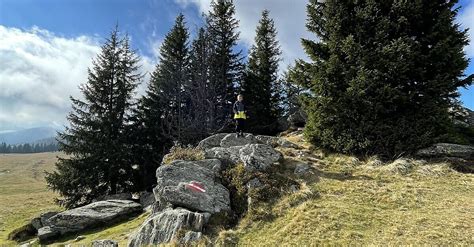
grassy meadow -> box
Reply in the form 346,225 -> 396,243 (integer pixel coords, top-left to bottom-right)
0,134 -> 473,246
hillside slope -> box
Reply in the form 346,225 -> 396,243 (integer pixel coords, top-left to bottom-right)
1,132 -> 473,246
216,132 -> 474,245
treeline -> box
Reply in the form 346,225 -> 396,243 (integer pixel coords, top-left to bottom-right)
0,142 -> 58,153
45,0 -> 472,209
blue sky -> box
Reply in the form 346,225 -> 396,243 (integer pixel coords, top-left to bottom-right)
0,0 -> 473,131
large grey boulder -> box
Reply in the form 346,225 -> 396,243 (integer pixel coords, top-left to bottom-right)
197,133 -> 229,149
128,207 -> 209,247
416,143 -> 474,160
204,146 -> 242,165
220,133 -> 258,148
239,144 -> 283,171
92,193 -> 132,202
153,160 -> 230,214
38,200 -> 142,241
205,143 -> 283,172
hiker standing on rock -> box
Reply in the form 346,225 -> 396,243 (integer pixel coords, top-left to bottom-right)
233,94 -> 247,137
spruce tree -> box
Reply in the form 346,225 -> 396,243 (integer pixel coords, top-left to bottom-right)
45,27 -> 141,208
187,27 -> 213,140
242,10 -> 282,134
144,14 -> 191,145
298,0 -> 472,156
207,0 -> 242,131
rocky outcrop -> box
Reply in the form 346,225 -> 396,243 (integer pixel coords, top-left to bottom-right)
38,200 -> 142,241
153,160 -> 230,214
128,207 -> 209,247
416,143 -> 474,160
129,133 -> 288,246
198,133 -> 298,150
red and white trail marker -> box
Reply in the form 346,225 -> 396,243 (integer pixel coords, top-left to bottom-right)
185,181 -> 206,193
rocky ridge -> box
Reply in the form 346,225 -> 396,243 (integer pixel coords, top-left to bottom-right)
128,133 -> 297,246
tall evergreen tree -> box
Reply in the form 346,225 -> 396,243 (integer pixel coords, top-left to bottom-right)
144,14 -> 192,145
45,27 -> 142,208
207,0 -> 243,131
241,10 -> 282,134
298,0 -> 472,156
187,27 -> 213,140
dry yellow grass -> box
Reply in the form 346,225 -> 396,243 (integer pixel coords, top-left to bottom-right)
216,134 -> 474,246
2,134 -> 474,246
0,152 -> 63,246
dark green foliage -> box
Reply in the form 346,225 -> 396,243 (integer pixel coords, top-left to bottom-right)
187,28 -> 214,141
45,27 -> 142,208
207,0 -> 243,131
241,10 -> 283,135
148,14 -> 192,145
130,14 -> 193,191
298,0 -> 473,157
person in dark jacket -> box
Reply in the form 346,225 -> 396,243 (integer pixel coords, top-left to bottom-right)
233,94 -> 247,137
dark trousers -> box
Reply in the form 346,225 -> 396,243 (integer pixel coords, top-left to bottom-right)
235,118 -> 245,134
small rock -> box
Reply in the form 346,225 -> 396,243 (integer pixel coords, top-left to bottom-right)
289,185 -> 299,193
92,239 -> 119,247
74,235 -> 86,241
246,178 -> 263,190
139,191 -> 155,211
294,163 -> 311,176
180,231 -> 203,245
37,226 -> 58,241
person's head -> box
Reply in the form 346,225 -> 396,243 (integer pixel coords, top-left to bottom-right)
237,94 -> 243,101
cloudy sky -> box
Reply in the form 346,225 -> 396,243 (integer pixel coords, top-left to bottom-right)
0,0 -> 473,131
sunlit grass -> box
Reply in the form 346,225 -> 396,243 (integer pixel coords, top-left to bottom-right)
216,134 -> 474,246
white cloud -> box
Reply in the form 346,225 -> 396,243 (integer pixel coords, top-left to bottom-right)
0,25 -> 154,131
458,1 -> 474,59
176,0 -> 313,68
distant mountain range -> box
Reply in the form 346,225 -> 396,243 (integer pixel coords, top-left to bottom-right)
0,127 -> 59,145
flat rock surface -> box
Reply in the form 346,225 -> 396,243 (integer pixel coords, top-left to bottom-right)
38,200 -> 142,241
